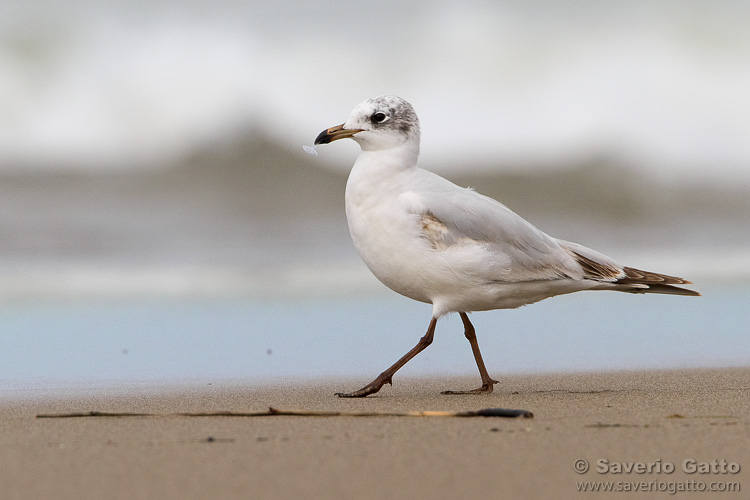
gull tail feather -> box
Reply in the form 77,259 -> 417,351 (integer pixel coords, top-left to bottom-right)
614,267 -> 700,296
560,243 -> 700,297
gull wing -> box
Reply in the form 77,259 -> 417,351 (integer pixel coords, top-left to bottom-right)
405,170 -> 698,295
412,173 -> 587,282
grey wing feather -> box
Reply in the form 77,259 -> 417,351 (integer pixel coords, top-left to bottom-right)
413,172 -> 699,295
417,177 -> 585,281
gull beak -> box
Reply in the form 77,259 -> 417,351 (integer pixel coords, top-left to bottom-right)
314,123 -> 363,145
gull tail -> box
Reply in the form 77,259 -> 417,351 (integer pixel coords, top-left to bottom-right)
613,267 -> 701,296
559,241 -> 701,297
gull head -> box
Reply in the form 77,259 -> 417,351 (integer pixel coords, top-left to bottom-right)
314,95 -> 420,152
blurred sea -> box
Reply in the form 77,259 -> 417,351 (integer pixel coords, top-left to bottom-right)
0,0 -> 748,390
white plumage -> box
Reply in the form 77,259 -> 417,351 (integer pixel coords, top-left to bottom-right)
315,95 -> 698,398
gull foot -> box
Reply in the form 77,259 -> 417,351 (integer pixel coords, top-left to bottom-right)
335,374 -> 392,398
335,387 -> 378,398
441,380 -> 499,395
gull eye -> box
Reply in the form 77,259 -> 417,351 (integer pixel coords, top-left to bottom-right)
372,112 -> 388,123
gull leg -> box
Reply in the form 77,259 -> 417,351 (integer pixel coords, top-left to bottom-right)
442,312 -> 499,395
336,318 -> 438,398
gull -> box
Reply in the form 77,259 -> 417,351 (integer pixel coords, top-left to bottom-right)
314,95 -> 699,398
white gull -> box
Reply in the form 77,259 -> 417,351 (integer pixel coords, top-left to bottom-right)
314,95 -> 699,398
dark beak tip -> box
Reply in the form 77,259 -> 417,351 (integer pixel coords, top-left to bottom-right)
314,130 -> 331,145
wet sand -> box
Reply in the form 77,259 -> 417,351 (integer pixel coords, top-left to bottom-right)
1,368 -> 748,499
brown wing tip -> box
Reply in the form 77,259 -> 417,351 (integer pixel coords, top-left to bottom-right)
619,267 -> 694,286
616,267 -> 700,296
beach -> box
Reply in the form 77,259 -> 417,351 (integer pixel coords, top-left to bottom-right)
2,368 -> 747,500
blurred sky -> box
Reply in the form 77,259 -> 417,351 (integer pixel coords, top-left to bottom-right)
1,0 -> 749,181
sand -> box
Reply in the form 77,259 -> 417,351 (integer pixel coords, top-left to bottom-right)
1,368 -> 748,500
